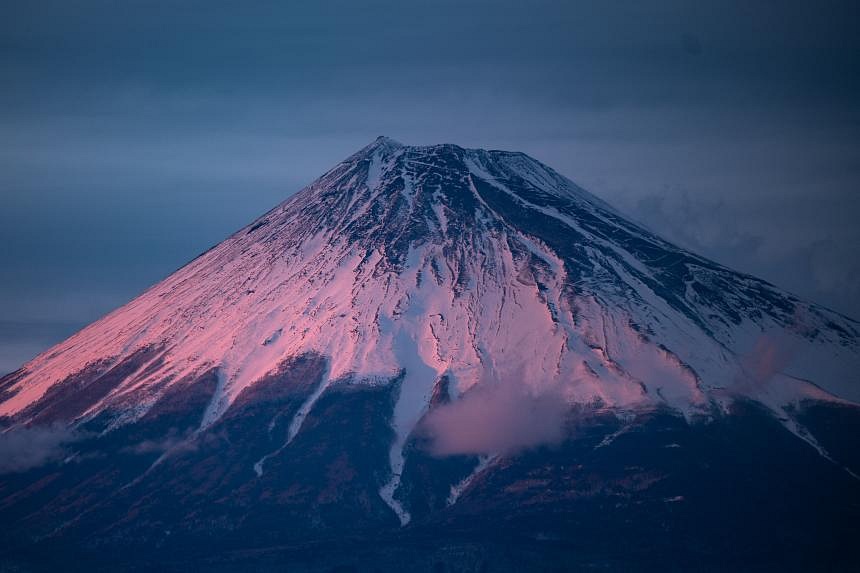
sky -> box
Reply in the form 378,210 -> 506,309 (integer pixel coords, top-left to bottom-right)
1,0 -> 858,374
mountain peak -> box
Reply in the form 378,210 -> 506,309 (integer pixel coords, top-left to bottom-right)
374,135 -> 401,144
360,135 -> 405,155
2,138 -> 857,568
2,137 -> 858,452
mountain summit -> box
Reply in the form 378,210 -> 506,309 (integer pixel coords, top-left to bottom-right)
1,139 -> 858,571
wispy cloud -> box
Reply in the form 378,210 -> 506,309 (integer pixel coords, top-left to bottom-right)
420,377 -> 569,457
0,425 -> 84,474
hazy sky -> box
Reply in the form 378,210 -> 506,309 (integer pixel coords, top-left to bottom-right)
1,0 -> 858,374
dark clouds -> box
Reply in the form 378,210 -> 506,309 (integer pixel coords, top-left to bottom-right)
1,1 -> 859,372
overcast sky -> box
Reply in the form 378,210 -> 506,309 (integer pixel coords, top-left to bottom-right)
1,0 -> 858,374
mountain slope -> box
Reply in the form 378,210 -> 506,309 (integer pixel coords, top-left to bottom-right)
1,137 -> 858,571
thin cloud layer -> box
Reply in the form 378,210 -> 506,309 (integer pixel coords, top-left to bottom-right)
0,425 -> 83,474
421,378 -> 570,457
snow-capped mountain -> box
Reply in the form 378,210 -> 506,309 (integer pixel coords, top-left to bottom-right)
1,137 -> 858,571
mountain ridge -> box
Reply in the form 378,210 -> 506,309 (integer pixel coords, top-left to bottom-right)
3,137 -> 855,415
1,137 -> 859,571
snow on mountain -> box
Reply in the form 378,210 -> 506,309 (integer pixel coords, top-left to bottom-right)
1,137 -> 858,516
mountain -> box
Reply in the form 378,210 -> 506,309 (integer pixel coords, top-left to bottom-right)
1,137 -> 858,572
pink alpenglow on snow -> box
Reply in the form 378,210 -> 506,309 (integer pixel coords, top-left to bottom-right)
0,138 -> 858,508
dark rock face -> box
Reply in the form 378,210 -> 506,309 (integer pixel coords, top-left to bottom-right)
0,354 -> 400,561
1,381 -> 859,571
397,375 -> 480,520
21,345 -> 165,426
